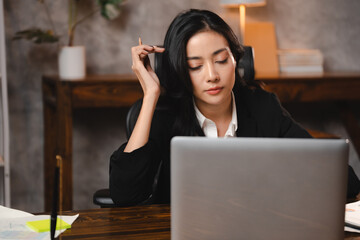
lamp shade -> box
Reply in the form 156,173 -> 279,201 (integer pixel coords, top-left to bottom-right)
221,0 -> 266,7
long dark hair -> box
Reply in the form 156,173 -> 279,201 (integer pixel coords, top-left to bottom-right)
155,9 -> 246,136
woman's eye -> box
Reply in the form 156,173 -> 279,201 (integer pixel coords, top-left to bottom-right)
189,65 -> 202,71
216,58 -> 228,64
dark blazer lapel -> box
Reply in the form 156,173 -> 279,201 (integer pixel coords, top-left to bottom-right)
236,109 -> 258,137
234,88 -> 258,137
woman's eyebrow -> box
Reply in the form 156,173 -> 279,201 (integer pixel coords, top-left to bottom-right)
212,48 -> 227,56
186,48 -> 228,60
187,56 -> 201,60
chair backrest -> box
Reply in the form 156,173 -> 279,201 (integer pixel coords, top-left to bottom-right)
125,46 -> 255,138
238,46 -> 255,83
125,97 -> 170,139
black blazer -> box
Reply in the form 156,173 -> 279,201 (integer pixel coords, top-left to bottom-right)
110,86 -> 359,206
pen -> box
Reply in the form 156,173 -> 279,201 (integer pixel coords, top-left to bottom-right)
50,155 -> 62,240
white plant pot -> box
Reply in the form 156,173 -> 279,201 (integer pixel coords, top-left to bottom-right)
58,46 -> 86,80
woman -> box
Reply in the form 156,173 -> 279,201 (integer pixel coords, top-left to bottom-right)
110,9 -> 359,206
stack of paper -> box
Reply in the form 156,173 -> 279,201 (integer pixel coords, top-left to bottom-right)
277,49 -> 324,75
0,205 -> 78,239
345,200 -> 360,233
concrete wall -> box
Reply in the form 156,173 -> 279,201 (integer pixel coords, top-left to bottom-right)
3,0 -> 360,212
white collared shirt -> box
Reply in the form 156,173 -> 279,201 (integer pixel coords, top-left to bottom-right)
194,92 -> 238,138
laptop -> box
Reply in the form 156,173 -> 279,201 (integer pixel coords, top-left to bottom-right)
171,137 -> 349,240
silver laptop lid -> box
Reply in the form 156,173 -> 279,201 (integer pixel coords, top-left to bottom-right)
171,137 -> 348,240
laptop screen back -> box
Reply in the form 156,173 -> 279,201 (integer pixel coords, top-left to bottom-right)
171,137 -> 348,240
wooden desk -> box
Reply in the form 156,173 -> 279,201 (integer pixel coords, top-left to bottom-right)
61,205 -> 170,239
58,204 -> 359,239
42,73 -> 360,211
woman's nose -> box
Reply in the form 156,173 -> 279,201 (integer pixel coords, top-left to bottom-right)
206,62 -> 219,82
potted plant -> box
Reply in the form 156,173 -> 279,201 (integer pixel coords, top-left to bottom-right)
13,0 -> 124,80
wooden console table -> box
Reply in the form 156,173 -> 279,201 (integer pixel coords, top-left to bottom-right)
42,73 -> 360,211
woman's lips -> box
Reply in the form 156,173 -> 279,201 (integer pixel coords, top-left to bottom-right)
206,87 -> 223,95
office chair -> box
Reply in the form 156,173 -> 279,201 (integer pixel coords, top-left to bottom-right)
92,98 -> 169,207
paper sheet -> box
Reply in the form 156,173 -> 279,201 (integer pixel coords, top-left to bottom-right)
0,214 -> 79,239
345,200 -> 360,233
0,205 -> 78,239
345,226 -> 360,233
0,205 -> 34,219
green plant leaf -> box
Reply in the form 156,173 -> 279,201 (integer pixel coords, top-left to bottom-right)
13,28 -> 59,44
97,0 -> 123,20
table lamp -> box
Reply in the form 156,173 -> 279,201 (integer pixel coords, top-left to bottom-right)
221,0 -> 266,43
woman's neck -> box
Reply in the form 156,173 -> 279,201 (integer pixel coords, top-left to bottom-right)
195,95 -> 233,136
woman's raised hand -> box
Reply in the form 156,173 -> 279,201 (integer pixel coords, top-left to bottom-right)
131,38 -> 165,99
125,39 -> 165,152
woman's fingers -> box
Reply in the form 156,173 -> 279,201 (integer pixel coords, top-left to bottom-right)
139,50 -> 151,59
139,37 -> 165,52
135,45 -> 165,54
132,45 -> 165,68
140,46 -> 165,56
153,46 -> 165,52
132,46 -> 157,60
131,40 -> 166,84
